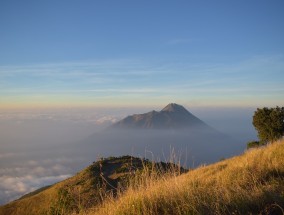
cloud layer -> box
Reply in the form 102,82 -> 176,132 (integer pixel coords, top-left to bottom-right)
0,156 -> 76,204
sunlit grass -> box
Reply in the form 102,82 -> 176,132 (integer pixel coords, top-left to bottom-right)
86,139 -> 284,215
1,140 -> 284,215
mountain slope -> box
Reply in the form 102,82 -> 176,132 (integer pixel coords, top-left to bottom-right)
89,139 -> 284,215
0,156 -> 185,215
111,103 -> 211,130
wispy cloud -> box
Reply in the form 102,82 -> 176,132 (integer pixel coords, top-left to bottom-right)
0,88 -> 160,94
0,55 -> 283,108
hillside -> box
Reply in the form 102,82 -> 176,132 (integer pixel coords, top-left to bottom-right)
2,141 -> 283,215
86,140 -> 284,215
0,156 -> 185,215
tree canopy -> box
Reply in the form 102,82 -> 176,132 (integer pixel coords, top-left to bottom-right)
252,106 -> 284,144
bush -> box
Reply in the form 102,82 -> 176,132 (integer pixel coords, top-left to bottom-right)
247,140 -> 261,149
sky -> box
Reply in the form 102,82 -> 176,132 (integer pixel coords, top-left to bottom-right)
0,0 -> 284,109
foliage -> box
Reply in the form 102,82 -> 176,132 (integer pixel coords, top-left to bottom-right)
246,140 -> 261,149
48,188 -> 75,215
253,106 -> 284,144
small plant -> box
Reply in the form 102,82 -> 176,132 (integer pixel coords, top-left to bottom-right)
247,140 -> 262,149
48,188 -> 75,215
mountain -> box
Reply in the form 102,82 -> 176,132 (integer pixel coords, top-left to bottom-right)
79,103 -> 244,167
0,156 -> 185,215
111,103 -> 211,130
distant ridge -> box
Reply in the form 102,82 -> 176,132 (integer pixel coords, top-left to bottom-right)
111,103 -> 211,130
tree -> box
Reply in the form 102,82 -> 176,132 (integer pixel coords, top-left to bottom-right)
252,106 -> 284,144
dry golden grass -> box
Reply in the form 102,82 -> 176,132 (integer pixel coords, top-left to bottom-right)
86,139 -> 284,215
1,140 -> 284,215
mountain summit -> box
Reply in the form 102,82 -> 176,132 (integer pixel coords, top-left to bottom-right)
111,103 -> 210,130
161,103 -> 188,113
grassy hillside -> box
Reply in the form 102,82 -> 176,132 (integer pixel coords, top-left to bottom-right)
1,140 -> 284,215
87,140 -> 284,215
0,156 -> 183,215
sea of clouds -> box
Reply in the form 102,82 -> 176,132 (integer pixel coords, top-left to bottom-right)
0,108 -> 124,204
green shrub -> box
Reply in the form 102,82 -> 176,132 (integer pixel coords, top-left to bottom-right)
247,140 -> 261,149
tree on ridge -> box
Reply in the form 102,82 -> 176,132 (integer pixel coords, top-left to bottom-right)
252,106 -> 284,144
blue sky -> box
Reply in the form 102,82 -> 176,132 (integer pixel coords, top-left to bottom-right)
0,0 -> 284,109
